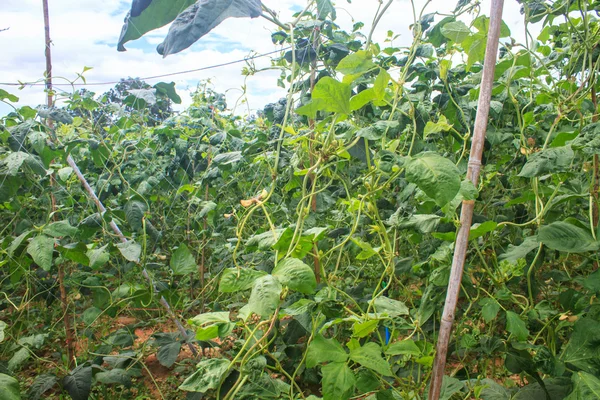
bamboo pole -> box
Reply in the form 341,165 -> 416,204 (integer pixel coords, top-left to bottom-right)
66,157 -> 198,357
428,0 -> 505,398
42,0 -> 76,367
39,0 -> 198,359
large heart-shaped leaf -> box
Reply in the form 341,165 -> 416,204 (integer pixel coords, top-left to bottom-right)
349,342 -> 393,376
404,152 -> 461,207
247,275 -> 282,317
272,258 -> 317,294
170,244 -> 197,275
306,334 -> 348,367
321,362 -> 355,400
63,366 -> 92,400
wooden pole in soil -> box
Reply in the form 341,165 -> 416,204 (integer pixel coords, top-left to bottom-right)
40,0 -> 198,359
42,0 -> 76,368
428,0 -> 505,398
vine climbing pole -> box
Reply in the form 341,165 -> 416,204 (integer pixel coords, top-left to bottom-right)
428,0 -> 505,398
41,0 -> 198,359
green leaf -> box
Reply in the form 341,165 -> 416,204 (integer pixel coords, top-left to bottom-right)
499,236 -> 539,263
189,312 -> 231,326
336,50 -> 375,79
8,347 -> 29,372
296,99 -> 327,119
213,151 -> 242,165
468,221 -> 498,240
157,342 -> 182,368
349,342 -> 393,376
480,298 -> 500,323
539,222 -> 599,253
518,146 -> 574,178
405,152 -> 461,207
86,245 -> 110,269
198,201 -> 217,218
437,376 -> 465,400
170,244 -> 197,275
350,88 -> 376,111
440,21 -> 471,43
0,321 -> 6,343
567,372 -> 600,399
562,318 -> 600,375
373,296 -> 409,317
82,307 -> 102,326
390,214 -> 441,233
27,235 -> 54,271
219,268 -> 267,292
316,0 -> 336,20
195,325 -> 220,341
477,378 -> 511,400
43,220 -> 78,238
462,33 -> 487,70
0,89 -> 19,103
306,334 -> 348,368
353,320 -> 379,338
63,366 -> 92,400
154,81 -> 182,104
321,362 -> 355,400
248,275 -> 282,317
28,373 -> 57,400
312,77 -> 351,115
272,258 -> 317,294
386,340 -> 421,356
2,152 -> 31,176
124,200 -> 146,231
0,373 -> 20,400
373,69 -> 391,100
8,231 -> 32,257
179,358 -> 230,392
117,241 -> 141,263
506,311 -> 529,341
424,115 -> 453,138
356,120 -> 399,141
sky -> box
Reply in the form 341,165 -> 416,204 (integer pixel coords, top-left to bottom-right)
0,0 -> 532,117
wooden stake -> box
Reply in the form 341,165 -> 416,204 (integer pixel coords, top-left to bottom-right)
428,0 -> 505,398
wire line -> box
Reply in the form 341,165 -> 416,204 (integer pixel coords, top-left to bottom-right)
0,47 -> 291,87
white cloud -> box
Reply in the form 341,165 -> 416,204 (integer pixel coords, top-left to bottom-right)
0,0 -> 536,117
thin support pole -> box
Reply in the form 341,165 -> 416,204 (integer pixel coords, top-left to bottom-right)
42,0 -> 75,367
67,158 -> 199,357
428,0 -> 505,398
